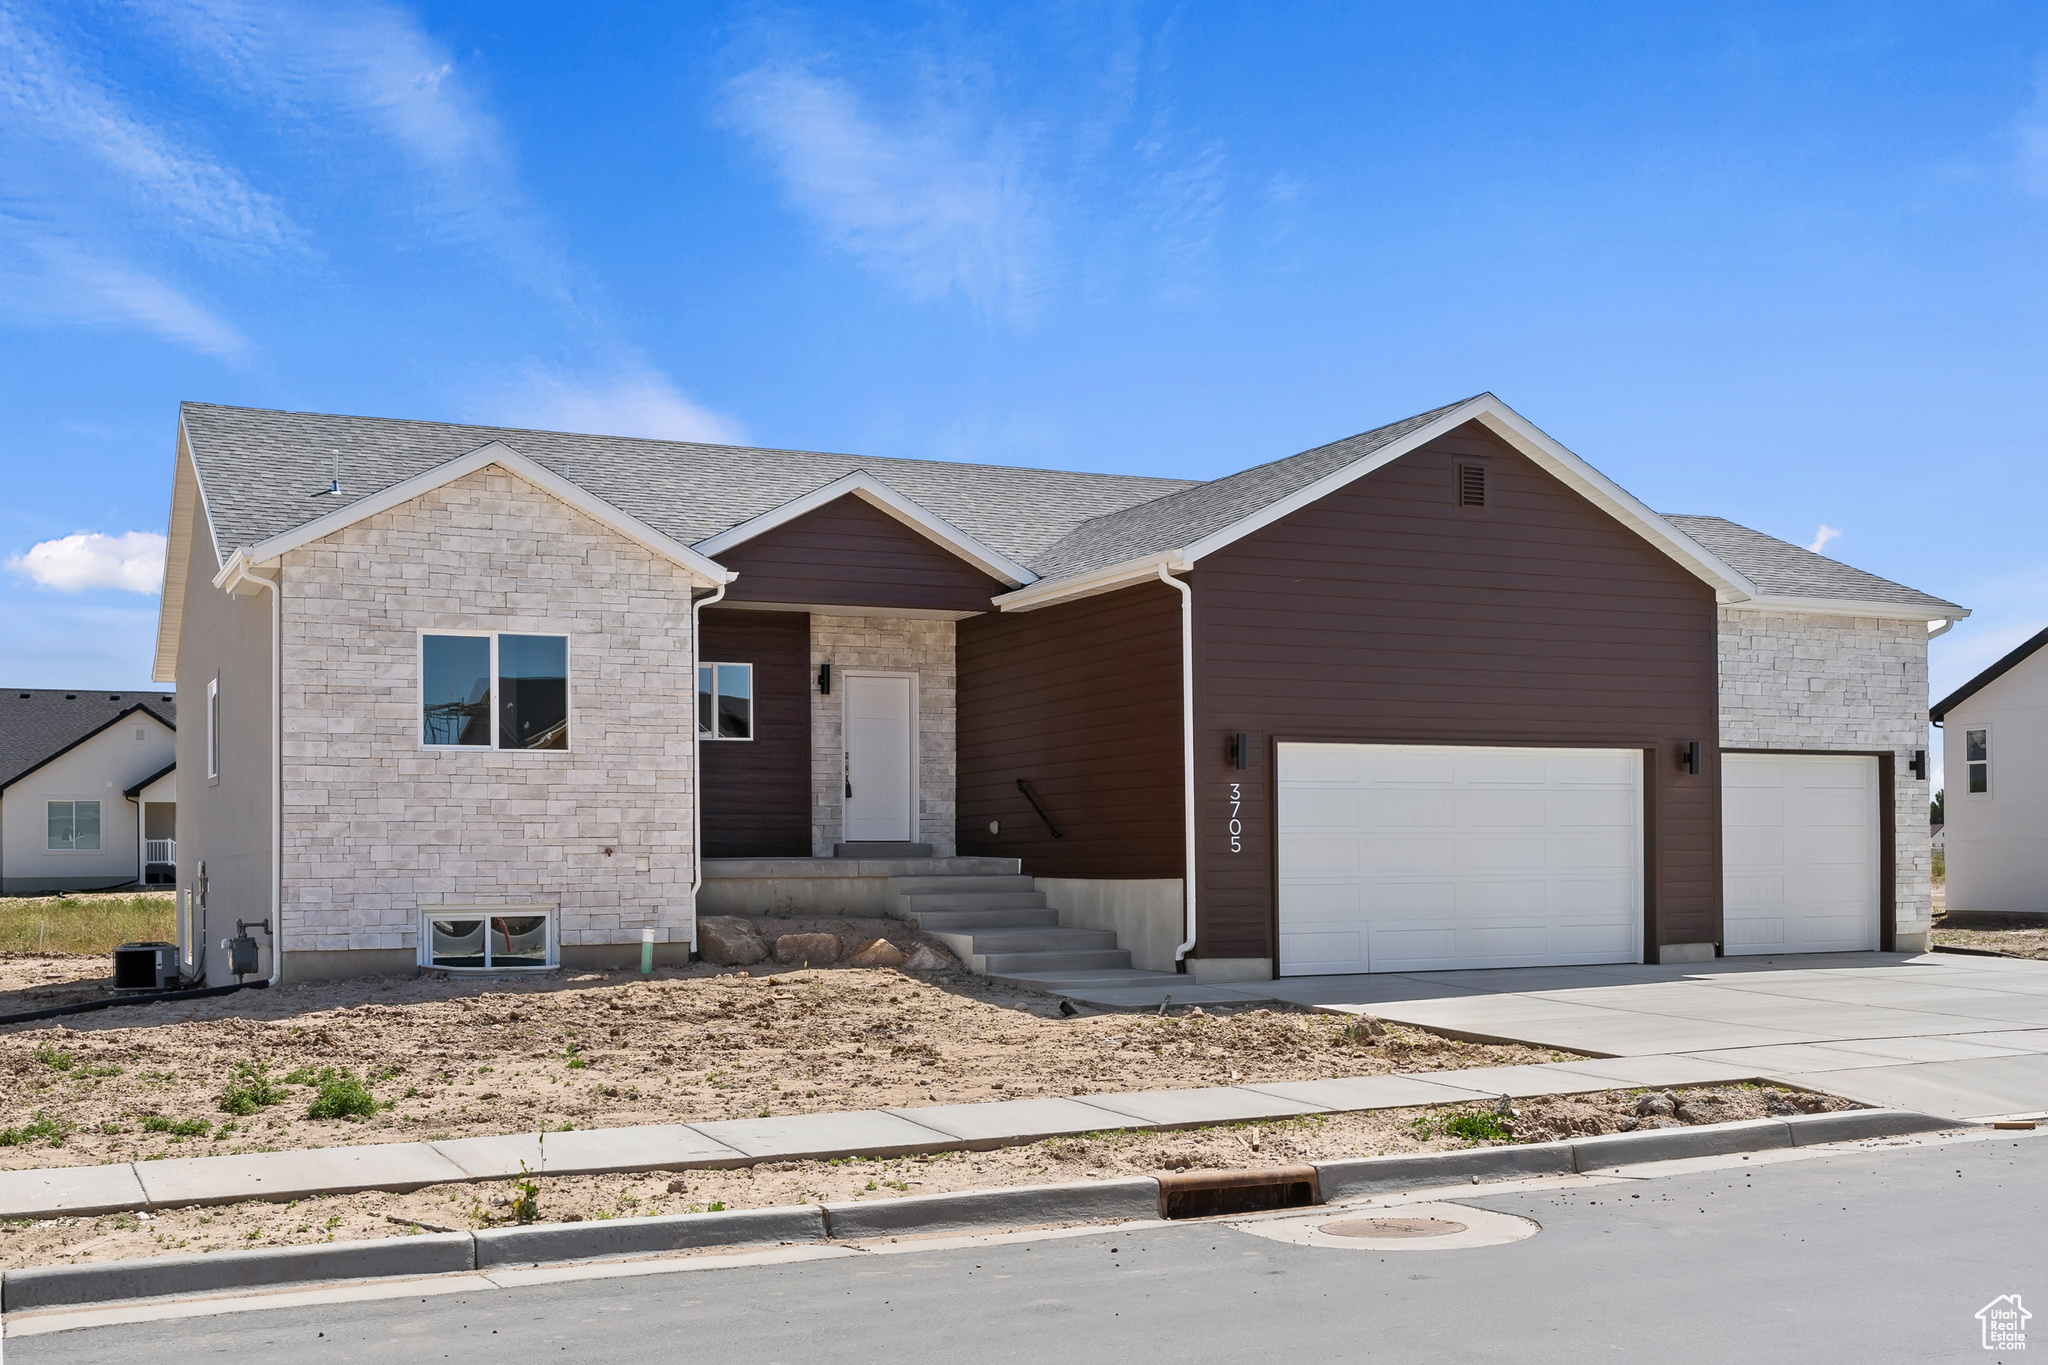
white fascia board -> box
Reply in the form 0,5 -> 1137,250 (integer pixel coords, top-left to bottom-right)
1725,595 -> 1974,623
152,422 -> 215,684
237,442 -> 736,586
690,470 -> 1038,588
1165,393 -> 1761,604
993,552 -> 1189,612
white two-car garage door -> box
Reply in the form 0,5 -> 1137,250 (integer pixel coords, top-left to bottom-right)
1722,753 -> 1880,955
1277,743 -> 1643,976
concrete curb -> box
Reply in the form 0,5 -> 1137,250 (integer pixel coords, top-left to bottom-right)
1570,1117 -> 1794,1170
474,1205 -> 825,1269
1314,1141 -> 1579,1199
822,1178 -> 1162,1239
1780,1108 -> 1959,1146
1,1232 -> 474,1312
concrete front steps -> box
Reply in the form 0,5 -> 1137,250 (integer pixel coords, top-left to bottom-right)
887,873 -> 1133,976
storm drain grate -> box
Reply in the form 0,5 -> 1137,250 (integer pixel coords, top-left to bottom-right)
1157,1165 -> 1321,1219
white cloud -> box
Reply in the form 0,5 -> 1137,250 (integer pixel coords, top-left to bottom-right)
0,239 -> 248,360
8,532 -> 168,593
721,61 -> 1052,320
1807,524 -> 1842,555
487,367 -> 745,445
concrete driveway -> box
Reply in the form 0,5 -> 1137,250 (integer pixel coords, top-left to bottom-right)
1255,952 -> 2048,1121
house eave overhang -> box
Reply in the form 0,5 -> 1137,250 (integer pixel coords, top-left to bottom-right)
1724,595 -> 1972,624
691,470 -> 1038,589
152,418 -> 212,684
993,552 -> 1189,613
235,442 -> 738,587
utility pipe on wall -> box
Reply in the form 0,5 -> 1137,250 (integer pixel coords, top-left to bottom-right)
688,582 -> 728,944
1157,563 -> 1197,966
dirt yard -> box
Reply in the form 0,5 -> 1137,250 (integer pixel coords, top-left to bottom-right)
1932,912 -> 2048,960
0,1082 -> 1865,1269
0,919 -> 1578,1172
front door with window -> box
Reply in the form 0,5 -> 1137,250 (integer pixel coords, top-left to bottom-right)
843,673 -> 915,842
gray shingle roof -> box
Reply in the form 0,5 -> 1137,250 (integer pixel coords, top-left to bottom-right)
180,405 -> 1197,573
1662,515 -> 1963,614
1029,398 -> 1477,579
0,691 -> 176,790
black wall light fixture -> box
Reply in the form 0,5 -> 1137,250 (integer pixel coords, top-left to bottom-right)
817,662 -> 831,695
1683,741 -> 1702,775
1226,732 -> 1250,770
1910,749 -> 1927,780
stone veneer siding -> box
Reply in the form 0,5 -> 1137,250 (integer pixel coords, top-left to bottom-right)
809,615 -> 956,856
278,466 -> 700,957
1716,608 -> 1932,939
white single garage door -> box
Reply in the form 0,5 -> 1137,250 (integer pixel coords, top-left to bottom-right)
1277,743 -> 1644,976
1722,753 -> 1880,955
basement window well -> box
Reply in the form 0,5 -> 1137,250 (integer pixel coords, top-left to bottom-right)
421,910 -> 556,971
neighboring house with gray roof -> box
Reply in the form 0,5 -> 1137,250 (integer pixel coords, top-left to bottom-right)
1930,625 -> 2048,915
151,392 -> 1964,987
1,691 -> 177,895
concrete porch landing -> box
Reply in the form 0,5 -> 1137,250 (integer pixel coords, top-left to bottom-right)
1022,953 -> 2048,1122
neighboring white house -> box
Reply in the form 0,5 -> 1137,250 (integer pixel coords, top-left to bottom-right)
1932,625 -> 2048,916
0,691 -> 178,895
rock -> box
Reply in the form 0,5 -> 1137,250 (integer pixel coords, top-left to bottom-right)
1646,1116 -> 1684,1130
772,932 -> 841,965
1674,1101 -> 1710,1124
697,917 -> 768,966
1636,1092 -> 1677,1118
902,943 -> 958,972
1614,1115 -> 1640,1131
847,938 -> 906,968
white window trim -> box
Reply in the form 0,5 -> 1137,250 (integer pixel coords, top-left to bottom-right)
1964,725 -> 1991,796
417,905 -> 559,972
45,799 -> 104,853
206,676 -> 219,781
698,661 -> 756,742
418,630 -> 574,752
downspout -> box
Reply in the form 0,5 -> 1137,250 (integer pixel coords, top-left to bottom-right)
242,567 -> 284,989
1157,564 -> 1197,967
1928,618 -> 1956,640
688,582 -> 728,945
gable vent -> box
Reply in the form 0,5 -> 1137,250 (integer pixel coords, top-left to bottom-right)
1457,463 -> 1488,508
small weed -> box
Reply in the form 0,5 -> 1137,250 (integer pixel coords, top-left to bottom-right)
301,1069 -> 378,1121
402,1086 -> 420,1099
323,1216 -> 341,1230
33,1042 -> 74,1072
706,1201 -> 726,1213
1441,1111 -> 1512,1143
218,1063 -> 290,1116
565,1043 -> 587,1070
99,1121 -> 124,1135
142,1116 -> 211,1138
0,1112 -> 72,1147
864,1179 -> 877,1191
509,1175 -> 540,1224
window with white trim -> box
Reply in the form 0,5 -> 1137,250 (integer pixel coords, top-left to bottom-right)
698,663 -> 753,740
206,677 -> 219,778
423,911 -> 555,970
1966,728 -> 1990,795
421,633 -> 570,750
47,800 -> 101,851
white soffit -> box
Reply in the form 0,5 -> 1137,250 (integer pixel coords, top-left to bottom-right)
1725,595 -> 1973,623
689,470 -> 1038,588
152,423 -> 212,684
237,442 -> 736,587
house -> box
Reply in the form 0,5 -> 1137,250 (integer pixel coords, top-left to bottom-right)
152,393 -> 1963,985
1931,625 -> 2048,915
1,690 -> 177,894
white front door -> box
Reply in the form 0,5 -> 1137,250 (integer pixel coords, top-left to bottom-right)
1723,753 -> 1880,955
843,673 -> 915,843
1277,743 -> 1644,976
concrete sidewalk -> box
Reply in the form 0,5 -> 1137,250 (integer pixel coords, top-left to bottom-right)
0,1052 -> 1761,1222
1099,951 -> 2048,1123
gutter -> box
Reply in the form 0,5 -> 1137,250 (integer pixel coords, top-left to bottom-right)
1155,564 -> 1197,966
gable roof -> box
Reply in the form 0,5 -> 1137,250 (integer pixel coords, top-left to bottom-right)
1662,516 -> 1964,619
0,692 -> 176,791
124,760 -> 178,799
1931,624 -> 2048,722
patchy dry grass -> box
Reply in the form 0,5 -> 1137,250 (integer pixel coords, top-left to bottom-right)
0,893 -> 173,956
1933,911 -> 2048,960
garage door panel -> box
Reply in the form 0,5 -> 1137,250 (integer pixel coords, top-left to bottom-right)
1277,930 -> 1366,974
1278,836 -> 1360,875
1723,753 -> 1878,956
1278,743 -> 1643,976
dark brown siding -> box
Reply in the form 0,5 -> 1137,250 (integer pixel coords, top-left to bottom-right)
1194,420 -> 1722,962
956,582 -> 1184,877
699,609 -> 810,858
716,495 -> 1008,613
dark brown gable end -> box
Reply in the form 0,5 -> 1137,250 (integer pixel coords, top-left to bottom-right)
1192,419 -> 1722,963
714,494 -> 1008,613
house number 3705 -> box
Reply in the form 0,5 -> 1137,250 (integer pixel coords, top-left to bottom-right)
1227,782 -> 1243,853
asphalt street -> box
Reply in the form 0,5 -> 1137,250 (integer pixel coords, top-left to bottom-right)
16,1134 -> 2043,1363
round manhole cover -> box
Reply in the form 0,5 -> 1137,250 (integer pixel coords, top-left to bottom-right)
1319,1217 -> 1468,1239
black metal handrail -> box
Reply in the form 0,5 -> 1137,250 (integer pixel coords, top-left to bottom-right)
1016,778 -> 1063,839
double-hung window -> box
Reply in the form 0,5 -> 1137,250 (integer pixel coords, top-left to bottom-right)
1966,728 -> 1990,795
421,633 -> 570,750
423,910 -> 554,970
698,663 -> 753,740
206,677 -> 219,779
48,800 -> 101,851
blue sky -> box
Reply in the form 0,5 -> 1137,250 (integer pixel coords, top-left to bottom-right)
3,2 -> 2045,783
